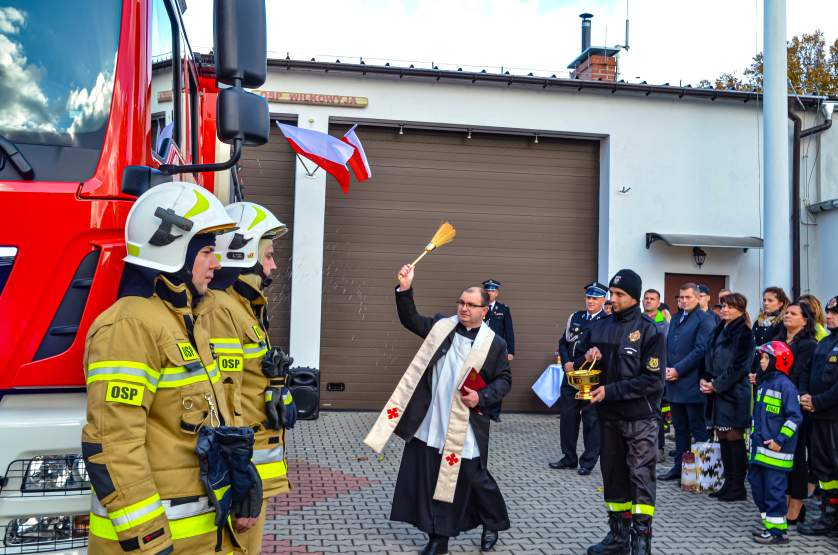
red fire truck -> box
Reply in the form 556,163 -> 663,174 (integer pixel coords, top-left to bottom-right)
0,0 -> 268,552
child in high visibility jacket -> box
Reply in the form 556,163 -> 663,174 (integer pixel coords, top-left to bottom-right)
748,341 -> 803,545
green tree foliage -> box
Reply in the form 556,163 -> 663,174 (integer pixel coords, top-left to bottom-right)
701,30 -> 838,95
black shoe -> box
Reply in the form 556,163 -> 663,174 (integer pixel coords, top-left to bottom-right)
578,467 -> 593,476
480,528 -> 498,551
587,513 -> 631,555
717,487 -> 747,502
420,537 -> 449,555
490,415 -> 501,423
549,459 -> 577,470
753,530 -> 789,545
657,466 -> 680,481
708,481 -> 729,498
798,496 -> 838,536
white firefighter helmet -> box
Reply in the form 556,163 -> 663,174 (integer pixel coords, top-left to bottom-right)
123,182 -> 237,273
215,202 -> 287,268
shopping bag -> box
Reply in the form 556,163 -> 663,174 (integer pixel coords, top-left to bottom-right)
680,452 -> 699,492
532,364 -> 563,408
692,439 -> 724,493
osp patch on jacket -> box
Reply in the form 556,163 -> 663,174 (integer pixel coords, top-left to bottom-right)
105,381 -> 144,406
177,342 -> 199,362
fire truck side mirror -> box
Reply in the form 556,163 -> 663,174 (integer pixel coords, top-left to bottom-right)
217,87 -> 269,147
213,0 -> 267,88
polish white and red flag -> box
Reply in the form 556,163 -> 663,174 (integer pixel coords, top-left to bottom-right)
340,124 -> 372,182
276,122 -> 355,193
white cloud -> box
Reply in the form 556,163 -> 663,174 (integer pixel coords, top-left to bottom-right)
183,0 -> 838,85
0,7 -> 56,133
67,53 -> 117,135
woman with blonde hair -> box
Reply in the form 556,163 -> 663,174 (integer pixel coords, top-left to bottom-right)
797,294 -> 830,341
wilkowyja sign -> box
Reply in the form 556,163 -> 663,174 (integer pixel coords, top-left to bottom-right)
257,90 -> 368,107
156,89 -> 368,108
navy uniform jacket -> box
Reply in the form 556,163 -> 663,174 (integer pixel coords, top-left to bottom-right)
485,301 -> 515,355
574,306 -> 666,421
665,309 -> 716,404
557,309 -> 608,390
799,331 -> 838,421
750,370 -> 803,471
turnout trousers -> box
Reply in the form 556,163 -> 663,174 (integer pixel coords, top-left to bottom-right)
809,420 -> 838,498
600,417 -> 658,524
748,464 -> 789,534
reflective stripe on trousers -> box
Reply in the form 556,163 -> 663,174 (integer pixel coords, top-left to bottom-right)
254,445 -> 288,480
89,487 -> 229,541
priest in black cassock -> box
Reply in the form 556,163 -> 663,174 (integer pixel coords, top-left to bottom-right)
365,264 -> 511,555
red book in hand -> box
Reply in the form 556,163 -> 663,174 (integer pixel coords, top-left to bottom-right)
459,368 -> 487,395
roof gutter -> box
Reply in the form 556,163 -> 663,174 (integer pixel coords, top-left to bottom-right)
263,58 -> 835,108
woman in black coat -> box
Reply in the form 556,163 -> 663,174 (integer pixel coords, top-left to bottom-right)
777,302 -> 818,524
700,292 -> 755,502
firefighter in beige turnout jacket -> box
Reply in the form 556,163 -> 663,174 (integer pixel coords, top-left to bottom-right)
82,182 -> 258,554
196,202 -> 293,554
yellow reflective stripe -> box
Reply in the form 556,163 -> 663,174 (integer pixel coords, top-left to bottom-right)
90,510 -> 219,541
89,513 -> 119,540
157,363 -> 219,389
754,453 -> 794,468
242,342 -> 268,359
780,426 -> 795,438
169,511 -> 217,540
109,493 -> 164,532
256,460 -> 288,480
210,338 -> 244,355
87,361 -> 160,392
632,504 -> 655,516
820,480 -> 838,490
761,396 -> 781,407
605,501 -> 632,512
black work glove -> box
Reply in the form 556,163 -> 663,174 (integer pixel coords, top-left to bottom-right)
231,462 -> 262,519
265,386 -> 297,430
261,347 -> 293,379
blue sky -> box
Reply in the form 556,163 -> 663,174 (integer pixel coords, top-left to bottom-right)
182,0 -> 838,86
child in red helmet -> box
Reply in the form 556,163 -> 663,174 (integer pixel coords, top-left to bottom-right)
749,341 -> 803,544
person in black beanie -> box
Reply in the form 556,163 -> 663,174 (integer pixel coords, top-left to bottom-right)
574,269 -> 666,555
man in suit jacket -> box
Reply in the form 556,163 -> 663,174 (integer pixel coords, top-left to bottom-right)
387,264 -> 512,555
658,282 -> 716,481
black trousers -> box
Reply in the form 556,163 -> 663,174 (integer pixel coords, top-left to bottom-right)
559,384 -> 601,469
601,417 -> 658,524
787,416 -> 811,500
671,402 -> 709,468
809,419 -> 838,495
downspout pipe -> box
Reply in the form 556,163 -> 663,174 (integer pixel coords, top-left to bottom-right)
788,105 -> 833,299
788,106 -> 802,300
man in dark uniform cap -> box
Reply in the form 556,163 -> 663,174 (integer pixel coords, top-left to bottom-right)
483,279 -> 514,423
550,281 -> 608,475
574,269 -> 666,555
482,279 -> 515,361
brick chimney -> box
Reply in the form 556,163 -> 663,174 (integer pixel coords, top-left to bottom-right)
568,13 -> 619,82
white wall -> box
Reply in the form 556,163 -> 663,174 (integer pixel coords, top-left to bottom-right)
255,69 -> 835,362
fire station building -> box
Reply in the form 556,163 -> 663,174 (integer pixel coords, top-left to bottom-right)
153,49 -> 837,412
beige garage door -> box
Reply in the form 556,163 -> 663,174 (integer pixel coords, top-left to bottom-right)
237,120 -> 296,351
320,125 -> 599,411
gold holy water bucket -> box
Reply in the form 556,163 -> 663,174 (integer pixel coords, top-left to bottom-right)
566,359 -> 601,401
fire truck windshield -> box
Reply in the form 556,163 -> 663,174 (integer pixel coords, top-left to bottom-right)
0,1 -> 121,181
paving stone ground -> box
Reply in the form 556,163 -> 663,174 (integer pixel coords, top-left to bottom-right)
261,412 -> 838,555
